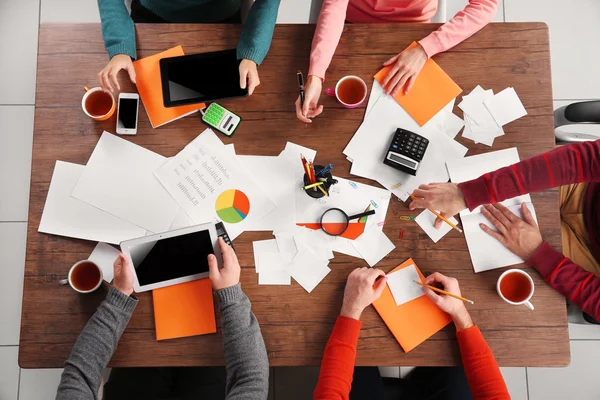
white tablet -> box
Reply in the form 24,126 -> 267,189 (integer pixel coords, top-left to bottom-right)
120,223 -> 222,293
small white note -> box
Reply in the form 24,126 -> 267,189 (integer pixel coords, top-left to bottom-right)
484,87 -> 527,127
415,209 -> 459,243
386,265 -> 425,306
88,242 -> 121,283
253,239 -> 279,273
290,249 -> 331,293
352,225 -> 395,267
257,252 -> 291,285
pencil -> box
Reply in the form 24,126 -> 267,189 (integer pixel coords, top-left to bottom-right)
409,194 -> 463,233
414,280 -> 474,304
303,181 -> 325,190
317,185 -> 329,197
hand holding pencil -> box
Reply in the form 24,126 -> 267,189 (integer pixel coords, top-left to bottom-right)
421,272 -> 474,330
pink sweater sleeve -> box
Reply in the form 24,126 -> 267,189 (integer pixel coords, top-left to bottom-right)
308,0 -> 349,81
418,0 -> 498,58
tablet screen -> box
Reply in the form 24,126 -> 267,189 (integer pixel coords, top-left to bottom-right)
161,49 -> 248,107
129,230 -> 213,286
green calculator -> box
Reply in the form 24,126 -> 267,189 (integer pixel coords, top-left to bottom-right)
201,103 -> 241,137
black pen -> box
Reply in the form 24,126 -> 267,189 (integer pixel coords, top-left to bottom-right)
297,70 -> 308,128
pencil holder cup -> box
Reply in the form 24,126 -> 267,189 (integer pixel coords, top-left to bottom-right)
303,165 -> 333,199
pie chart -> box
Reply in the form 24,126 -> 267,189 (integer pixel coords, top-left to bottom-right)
215,189 -> 250,224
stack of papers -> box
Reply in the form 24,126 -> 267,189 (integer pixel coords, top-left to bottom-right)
459,86 -> 527,147
446,148 -> 537,272
344,81 -> 468,201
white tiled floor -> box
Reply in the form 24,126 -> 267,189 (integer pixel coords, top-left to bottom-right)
1,0 -> 599,399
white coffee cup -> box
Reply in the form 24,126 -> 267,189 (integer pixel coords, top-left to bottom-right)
496,269 -> 535,310
59,260 -> 103,294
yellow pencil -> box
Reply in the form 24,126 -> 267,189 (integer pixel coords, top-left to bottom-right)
317,185 -> 329,197
303,182 -> 325,190
409,194 -> 463,233
414,280 -> 474,304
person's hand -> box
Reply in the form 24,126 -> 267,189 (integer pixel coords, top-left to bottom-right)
97,54 -> 136,93
295,75 -> 323,124
113,254 -> 134,296
239,59 -> 260,96
480,203 -> 543,260
208,237 -> 241,291
422,272 -> 473,330
381,44 -> 428,96
409,183 -> 467,228
340,267 -> 387,320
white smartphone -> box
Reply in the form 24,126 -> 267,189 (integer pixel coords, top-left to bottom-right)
116,93 -> 139,135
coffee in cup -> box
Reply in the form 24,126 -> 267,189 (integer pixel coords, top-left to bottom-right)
81,86 -> 116,121
325,76 -> 368,108
59,260 -> 104,293
496,269 -> 534,310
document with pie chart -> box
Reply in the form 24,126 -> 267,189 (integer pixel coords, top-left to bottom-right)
154,129 -> 275,239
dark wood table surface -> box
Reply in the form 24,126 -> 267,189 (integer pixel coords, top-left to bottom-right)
20,22 -> 570,368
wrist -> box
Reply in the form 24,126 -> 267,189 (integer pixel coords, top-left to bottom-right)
307,75 -> 323,85
451,307 -> 474,331
340,303 -> 363,321
115,285 -> 133,297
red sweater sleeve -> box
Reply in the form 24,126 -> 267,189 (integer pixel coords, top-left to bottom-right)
313,316 -> 361,400
457,325 -> 510,400
459,140 -> 600,209
527,242 -> 600,320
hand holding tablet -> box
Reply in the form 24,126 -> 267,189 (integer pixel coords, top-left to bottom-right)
208,237 -> 241,291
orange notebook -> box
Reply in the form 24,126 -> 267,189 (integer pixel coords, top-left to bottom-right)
374,42 -> 462,126
133,46 -> 204,128
152,278 -> 217,341
373,258 -> 452,352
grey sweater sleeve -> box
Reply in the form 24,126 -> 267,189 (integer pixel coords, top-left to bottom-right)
216,284 -> 269,400
55,286 -> 138,400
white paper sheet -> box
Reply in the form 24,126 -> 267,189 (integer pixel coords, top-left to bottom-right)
71,132 -> 179,233
88,242 -> 121,283
275,231 -> 298,257
39,161 -> 147,244
446,148 -> 538,272
290,249 -> 331,293
415,209 -> 458,243
386,265 -> 425,306
483,87 -> 527,127
443,113 -> 465,139
458,86 -> 494,126
365,81 -> 385,118
253,239 -> 279,273
352,225 -> 395,267
169,209 -> 195,230
258,252 -> 291,285
154,129 -> 276,240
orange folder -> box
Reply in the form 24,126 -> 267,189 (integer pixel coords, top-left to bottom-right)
133,46 -> 204,128
152,278 -> 217,341
374,42 -> 462,126
373,258 -> 452,352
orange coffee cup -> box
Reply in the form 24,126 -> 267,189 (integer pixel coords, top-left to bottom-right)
81,86 -> 116,121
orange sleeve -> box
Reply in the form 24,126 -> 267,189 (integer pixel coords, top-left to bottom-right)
313,316 -> 361,400
457,325 -> 510,400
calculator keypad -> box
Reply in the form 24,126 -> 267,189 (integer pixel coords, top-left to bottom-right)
204,104 -> 226,126
391,129 -> 429,162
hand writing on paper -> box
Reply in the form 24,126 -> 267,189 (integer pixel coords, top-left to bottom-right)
341,267 -> 388,321
239,59 -> 260,95
422,272 -> 473,331
409,183 -> 467,228
295,75 -> 323,124
480,203 -> 543,260
208,237 -> 241,291
381,44 -> 428,96
113,254 -> 134,296
98,54 -> 137,93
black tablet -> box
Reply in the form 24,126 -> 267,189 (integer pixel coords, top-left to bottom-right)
159,49 -> 248,108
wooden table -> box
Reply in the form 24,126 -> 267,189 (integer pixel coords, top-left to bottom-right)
20,23 -> 570,368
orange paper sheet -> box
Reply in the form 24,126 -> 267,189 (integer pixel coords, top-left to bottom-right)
373,259 -> 451,352
133,46 -> 204,128
374,42 -> 462,126
297,222 -> 366,240
152,278 -> 216,341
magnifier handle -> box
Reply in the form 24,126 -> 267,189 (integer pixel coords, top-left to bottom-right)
347,209 -> 376,221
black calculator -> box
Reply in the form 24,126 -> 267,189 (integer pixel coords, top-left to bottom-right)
215,222 -> 234,250
383,128 -> 429,176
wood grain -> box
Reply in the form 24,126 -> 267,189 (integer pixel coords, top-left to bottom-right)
20,23 -> 569,368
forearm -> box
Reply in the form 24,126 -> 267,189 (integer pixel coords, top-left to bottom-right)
98,0 -> 136,59
237,0 -> 280,65
56,287 -> 137,400
459,140 -> 600,210
313,316 -> 361,400
457,325 -> 510,400
308,0 -> 349,81
527,242 -> 600,320
419,0 -> 497,58
217,284 -> 269,400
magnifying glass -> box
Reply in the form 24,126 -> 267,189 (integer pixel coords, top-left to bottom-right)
319,208 -> 376,236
